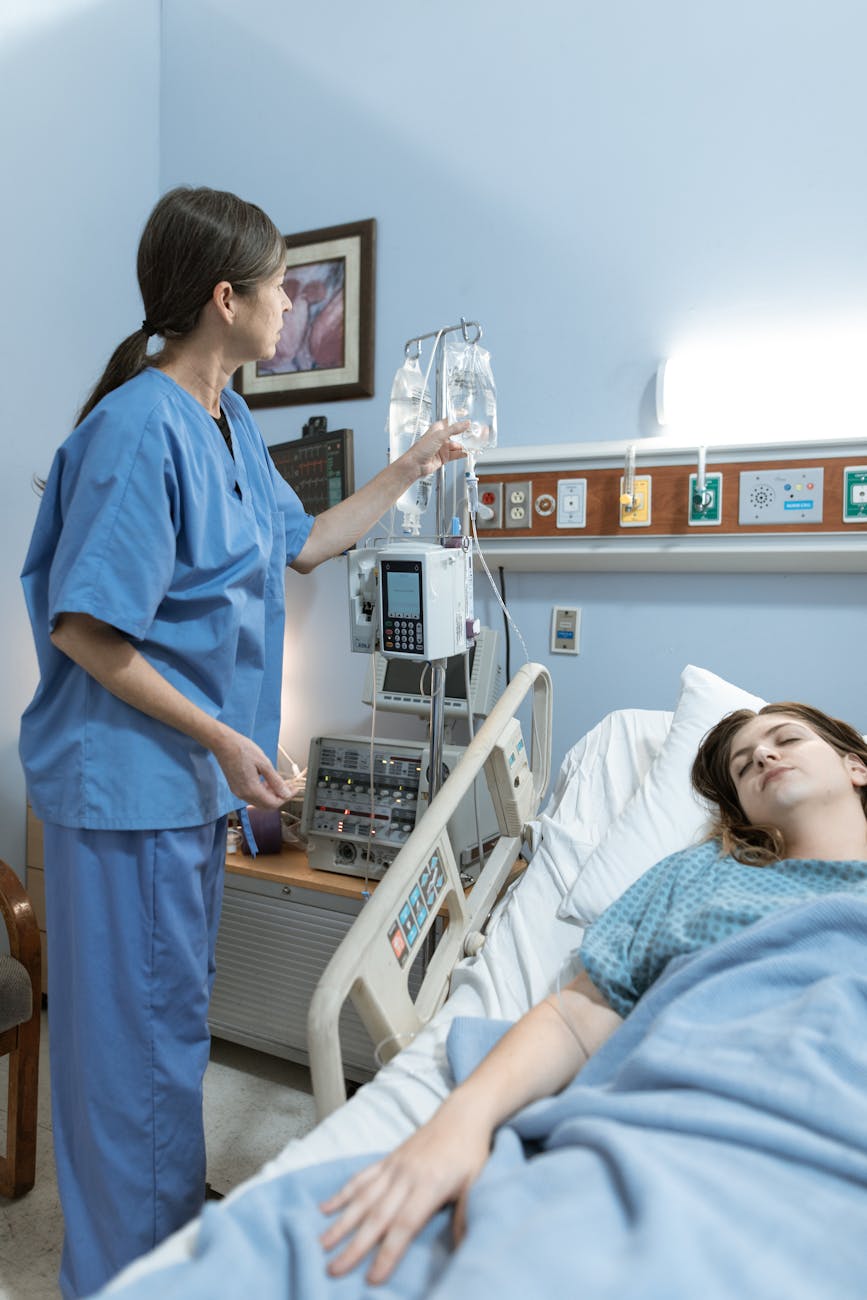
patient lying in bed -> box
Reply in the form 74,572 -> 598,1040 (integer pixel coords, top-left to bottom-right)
101,701 -> 867,1299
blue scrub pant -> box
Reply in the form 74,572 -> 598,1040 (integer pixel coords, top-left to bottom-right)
43,819 -> 228,1299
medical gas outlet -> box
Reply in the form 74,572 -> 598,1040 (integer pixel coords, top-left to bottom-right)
842,466 -> 867,522
688,473 -> 723,526
619,476 -> 651,527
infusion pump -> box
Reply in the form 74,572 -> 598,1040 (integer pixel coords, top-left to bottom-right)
301,734 -> 499,880
348,541 -> 475,659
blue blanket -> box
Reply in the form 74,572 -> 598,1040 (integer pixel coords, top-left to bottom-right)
101,896 -> 867,1299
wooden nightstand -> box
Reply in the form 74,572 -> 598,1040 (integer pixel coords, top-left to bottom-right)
211,847 -> 401,1082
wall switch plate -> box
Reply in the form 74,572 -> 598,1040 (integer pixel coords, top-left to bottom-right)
556,478 -> 587,528
504,481 -> 533,529
688,472 -> 723,526
619,476 -> 651,526
842,465 -> 867,522
550,605 -> 580,654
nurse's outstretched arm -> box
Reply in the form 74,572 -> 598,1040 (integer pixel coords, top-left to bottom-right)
319,971 -> 621,1285
50,612 -> 290,809
291,418 -> 468,572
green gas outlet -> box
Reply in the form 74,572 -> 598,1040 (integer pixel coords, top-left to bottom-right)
843,466 -> 867,522
688,472 -> 723,526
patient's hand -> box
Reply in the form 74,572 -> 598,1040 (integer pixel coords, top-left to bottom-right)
319,983 -> 620,1283
319,1092 -> 490,1285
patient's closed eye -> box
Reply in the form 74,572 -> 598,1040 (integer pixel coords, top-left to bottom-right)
738,733 -> 803,775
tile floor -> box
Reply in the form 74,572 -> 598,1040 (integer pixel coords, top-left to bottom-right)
0,1011 -> 317,1298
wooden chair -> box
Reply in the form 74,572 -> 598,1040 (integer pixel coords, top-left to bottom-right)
0,860 -> 41,1197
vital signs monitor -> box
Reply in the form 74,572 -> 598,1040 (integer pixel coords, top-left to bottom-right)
362,626 -> 502,719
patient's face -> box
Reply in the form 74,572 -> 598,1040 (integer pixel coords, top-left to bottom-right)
728,713 -> 867,826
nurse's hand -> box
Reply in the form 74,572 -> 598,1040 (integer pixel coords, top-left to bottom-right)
210,726 -> 290,808
403,419 -> 469,479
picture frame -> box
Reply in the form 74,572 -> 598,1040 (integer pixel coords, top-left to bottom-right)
235,218 -> 376,407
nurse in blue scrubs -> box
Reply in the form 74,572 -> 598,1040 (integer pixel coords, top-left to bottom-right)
19,185 -> 466,1299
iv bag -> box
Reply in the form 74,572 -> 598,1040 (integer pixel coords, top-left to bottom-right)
445,340 -> 498,455
387,356 -> 433,534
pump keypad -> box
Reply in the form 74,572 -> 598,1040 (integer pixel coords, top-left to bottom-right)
383,618 -> 424,655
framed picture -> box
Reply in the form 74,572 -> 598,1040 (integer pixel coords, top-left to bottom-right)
235,218 -> 376,407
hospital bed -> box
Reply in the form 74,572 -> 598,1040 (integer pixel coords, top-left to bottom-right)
105,663 -> 867,1297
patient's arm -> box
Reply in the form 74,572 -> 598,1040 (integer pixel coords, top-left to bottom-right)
320,973 -> 622,1285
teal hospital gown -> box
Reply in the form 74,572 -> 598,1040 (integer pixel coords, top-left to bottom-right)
579,839 -> 867,1017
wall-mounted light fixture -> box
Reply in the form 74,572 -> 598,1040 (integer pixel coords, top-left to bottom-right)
656,330 -> 867,446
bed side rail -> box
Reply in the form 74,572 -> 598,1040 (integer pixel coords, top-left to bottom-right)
308,662 -> 552,1118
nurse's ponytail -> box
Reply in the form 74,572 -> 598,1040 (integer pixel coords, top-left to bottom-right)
75,186 -> 286,426
75,329 -> 153,425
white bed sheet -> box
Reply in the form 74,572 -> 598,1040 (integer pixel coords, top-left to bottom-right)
109,706 -> 672,1290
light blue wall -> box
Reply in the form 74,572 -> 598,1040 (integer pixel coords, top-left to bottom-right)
3,2 -> 865,873
161,0 -> 867,775
0,0 -> 161,872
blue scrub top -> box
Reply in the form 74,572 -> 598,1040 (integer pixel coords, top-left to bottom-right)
19,368 -> 315,831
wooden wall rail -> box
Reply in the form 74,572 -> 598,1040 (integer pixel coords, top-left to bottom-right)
476,455 -> 867,539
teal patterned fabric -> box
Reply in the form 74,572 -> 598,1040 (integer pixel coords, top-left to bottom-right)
580,839 -> 867,1016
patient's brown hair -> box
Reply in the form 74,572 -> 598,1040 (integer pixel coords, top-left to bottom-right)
691,702 -> 867,866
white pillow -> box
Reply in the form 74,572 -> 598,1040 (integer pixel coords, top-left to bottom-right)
527,708 -> 673,893
557,665 -> 767,926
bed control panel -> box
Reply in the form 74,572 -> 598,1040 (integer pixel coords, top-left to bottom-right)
485,719 -> 535,837
387,855 -> 447,966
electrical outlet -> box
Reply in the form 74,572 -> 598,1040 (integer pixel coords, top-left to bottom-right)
475,481 -> 503,529
619,476 -> 651,527
842,465 -> 867,522
504,481 -> 533,529
688,472 -> 723,526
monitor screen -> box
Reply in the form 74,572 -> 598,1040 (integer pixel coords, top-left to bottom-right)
363,627 -> 501,719
381,645 -> 477,701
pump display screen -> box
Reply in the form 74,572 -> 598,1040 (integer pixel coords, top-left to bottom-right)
380,560 -> 425,656
383,565 -> 422,619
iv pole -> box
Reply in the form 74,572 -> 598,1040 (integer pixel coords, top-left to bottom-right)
401,317 -> 483,806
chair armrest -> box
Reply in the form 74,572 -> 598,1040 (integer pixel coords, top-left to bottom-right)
0,862 -> 42,1003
